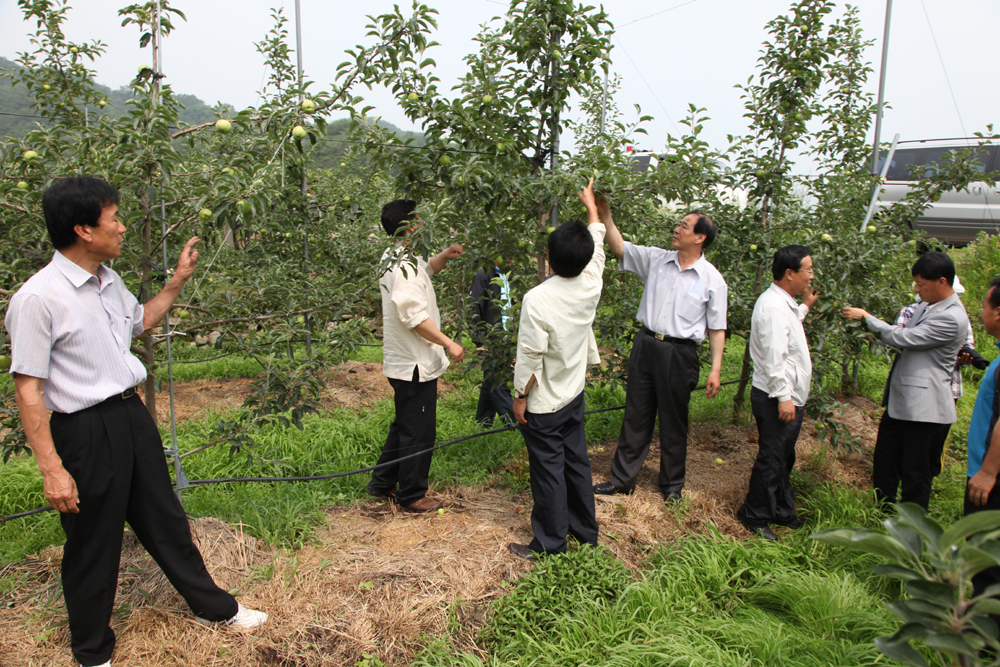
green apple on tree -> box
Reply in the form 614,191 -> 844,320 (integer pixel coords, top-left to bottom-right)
300,98 -> 316,113
0,355 -> 11,371
292,125 -> 307,139
23,150 -> 39,160
16,181 -> 29,190
215,119 -> 232,133
198,208 -> 213,220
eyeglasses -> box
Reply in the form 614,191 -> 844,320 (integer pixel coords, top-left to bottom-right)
797,268 -> 814,275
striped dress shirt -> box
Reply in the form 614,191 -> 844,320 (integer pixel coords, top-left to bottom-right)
4,251 -> 147,413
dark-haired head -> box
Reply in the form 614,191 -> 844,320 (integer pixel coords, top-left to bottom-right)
381,199 -> 417,237
987,278 -> 1000,310
548,220 -> 594,278
689,211 -> 717,250
42,177 -> 120,250
982,278 -> 1000,337
771,245 -> 812,281
911,251 -> 955,286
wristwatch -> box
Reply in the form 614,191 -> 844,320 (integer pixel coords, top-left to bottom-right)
516,393 -> 529,400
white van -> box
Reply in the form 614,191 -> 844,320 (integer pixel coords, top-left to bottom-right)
877,138 -> 999,246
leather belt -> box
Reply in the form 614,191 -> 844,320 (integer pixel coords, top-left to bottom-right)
642,326 -> 696,347
111,386 -> 137,400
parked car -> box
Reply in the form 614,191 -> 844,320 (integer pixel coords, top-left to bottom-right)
877,138 -> 999,246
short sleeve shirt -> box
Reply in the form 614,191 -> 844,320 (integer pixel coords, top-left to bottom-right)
4,251 -> 147,413
621,242 -> 727,343
967,343 -> 1000,478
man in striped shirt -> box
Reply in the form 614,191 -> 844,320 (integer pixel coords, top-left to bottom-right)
5,177 -> 265,667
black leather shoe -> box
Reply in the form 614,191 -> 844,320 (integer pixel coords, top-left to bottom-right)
508,542 -> 538,561
593,480 -> 634,496
366,486 -> 396,499
771,516 -> 805,529
736,505 -> 779,542
662,491 -> 683,505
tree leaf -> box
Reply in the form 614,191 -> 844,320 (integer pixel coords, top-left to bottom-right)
874,637 -> 930,667
896,503 -> 944,549
940,511 -> 1000,551
872,564 -> 924,580
972,598 -> 1000,617
885,519 -> 924,559
906,580 -> 957,608
923,629 -> 976,655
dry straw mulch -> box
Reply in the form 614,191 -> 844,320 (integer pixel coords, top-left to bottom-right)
1,387 -> 894,666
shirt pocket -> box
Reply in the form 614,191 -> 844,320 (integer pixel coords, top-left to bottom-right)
678,292 -> 708,323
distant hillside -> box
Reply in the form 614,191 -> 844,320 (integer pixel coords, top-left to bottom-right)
0,56 -> 218,138
0,56 -> 423,170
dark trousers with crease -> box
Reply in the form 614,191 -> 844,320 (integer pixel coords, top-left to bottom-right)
872,413 -> 951,510
523,392 -> 599,554
610,330 -> 700,494
740,387 -> 805,524
50,394 -> 237,667
368,366 -> 437,506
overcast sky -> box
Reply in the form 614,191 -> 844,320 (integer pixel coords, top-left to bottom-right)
1,0 -> 996,173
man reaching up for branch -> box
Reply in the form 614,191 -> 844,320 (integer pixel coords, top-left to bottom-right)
368,199 -> 466,513
508,178 -> 605,560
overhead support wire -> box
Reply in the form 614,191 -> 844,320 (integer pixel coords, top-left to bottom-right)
918,0 -> 967,139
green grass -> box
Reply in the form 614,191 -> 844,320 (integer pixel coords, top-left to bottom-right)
415,482 -> 915,667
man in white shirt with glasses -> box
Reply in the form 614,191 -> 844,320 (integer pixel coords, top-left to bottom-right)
737,245 -> 818,541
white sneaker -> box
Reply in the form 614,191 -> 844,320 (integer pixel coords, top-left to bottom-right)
81,663 -> 111,667
196,603 -> 268,631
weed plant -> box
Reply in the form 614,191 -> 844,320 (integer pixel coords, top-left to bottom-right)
482,545 -> 633,649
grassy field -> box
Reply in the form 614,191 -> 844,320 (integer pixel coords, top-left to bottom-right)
0,323 -> 988,666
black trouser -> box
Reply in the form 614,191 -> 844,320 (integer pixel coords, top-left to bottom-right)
872,413 -> 951,510
475,378 -> 515,428
964,478 -> 1000,628
50,394 -> 237,667
610,329 -> 700,494
740,387 -> 805,524
368,366 -> 437,506
523,392 -> 599,554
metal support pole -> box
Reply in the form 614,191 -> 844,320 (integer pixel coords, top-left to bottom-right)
861,133 -> 899,232
152,0 -> 187,501
294,0 -> 312,355
870,0 -> 893,174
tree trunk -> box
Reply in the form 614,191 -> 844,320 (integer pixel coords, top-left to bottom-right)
733,259 -> 766,412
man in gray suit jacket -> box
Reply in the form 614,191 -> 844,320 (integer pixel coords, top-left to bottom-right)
844,252 -> 969,510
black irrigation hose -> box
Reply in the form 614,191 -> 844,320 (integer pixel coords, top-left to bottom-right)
0,378 -> 746,524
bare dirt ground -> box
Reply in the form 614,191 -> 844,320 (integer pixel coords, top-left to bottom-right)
1,362 -> 886,666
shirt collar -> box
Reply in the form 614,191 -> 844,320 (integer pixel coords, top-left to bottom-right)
666,251 -> 708,281
52,250 -> 112,288
767,282 -> 799,309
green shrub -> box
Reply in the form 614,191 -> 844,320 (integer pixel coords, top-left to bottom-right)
958,233 -> 1000,354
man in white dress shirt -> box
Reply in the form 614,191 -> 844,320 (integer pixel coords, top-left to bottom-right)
592,205 -> 727,503
367,199 -> 466,513
5,177 -> 266,667
737,245 -> 818,541
508,179 -> 605,559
